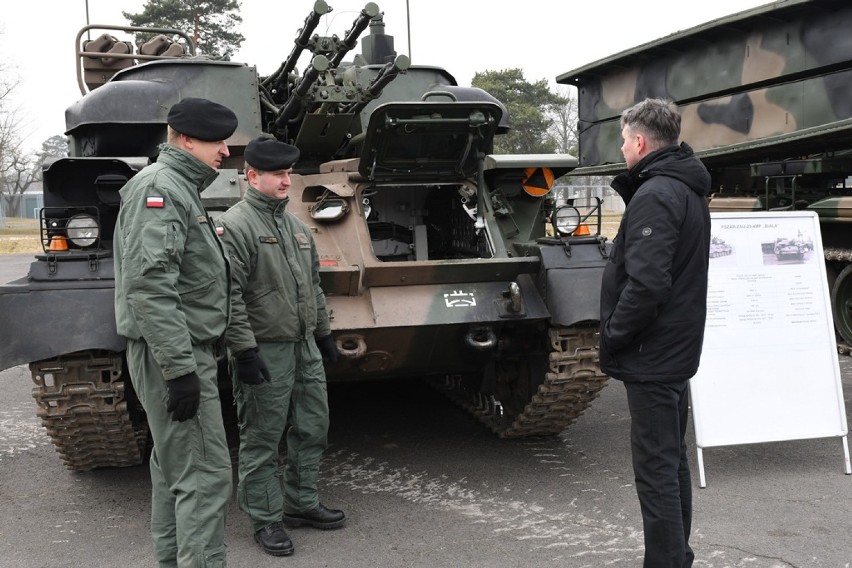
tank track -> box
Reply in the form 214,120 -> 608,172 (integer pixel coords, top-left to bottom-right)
30,351 -> 147,471
823,247 -> 852,262
435,324 -> 609,438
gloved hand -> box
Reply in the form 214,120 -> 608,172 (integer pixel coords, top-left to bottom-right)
236,348 -> 272,384
315,334 -> 339,364
166,372 -> 201,422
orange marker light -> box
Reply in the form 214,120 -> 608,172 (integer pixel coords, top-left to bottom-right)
48,235 -> 69,251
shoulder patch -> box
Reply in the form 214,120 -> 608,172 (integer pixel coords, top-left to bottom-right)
146,196 -> 165,208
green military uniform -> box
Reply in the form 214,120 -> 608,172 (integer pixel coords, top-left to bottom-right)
219,185 -> 331,530
114,144 -> 232,568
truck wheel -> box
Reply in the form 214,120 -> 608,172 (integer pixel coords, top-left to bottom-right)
830,264 -> 852,345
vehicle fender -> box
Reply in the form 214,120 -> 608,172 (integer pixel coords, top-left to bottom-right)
0,282 -> 124,371
537,243 -> 610,327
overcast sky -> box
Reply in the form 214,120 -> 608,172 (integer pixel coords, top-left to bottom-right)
2,0 -> 770,153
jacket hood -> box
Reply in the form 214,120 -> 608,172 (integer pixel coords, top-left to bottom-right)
611,142 -> 711,204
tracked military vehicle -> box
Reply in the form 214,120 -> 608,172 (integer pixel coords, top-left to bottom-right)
0,1 -> 610,471
774,239 -> 805,262
709,237 -> 732,259
559,0 -> 852,345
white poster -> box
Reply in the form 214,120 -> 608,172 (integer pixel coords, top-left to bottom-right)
689,211 -> 849,485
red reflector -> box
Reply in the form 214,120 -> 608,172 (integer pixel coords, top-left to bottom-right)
320,260 -> 339,267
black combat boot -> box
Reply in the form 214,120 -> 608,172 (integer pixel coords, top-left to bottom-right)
254,521 -> 294,556
283,503 -> 346,529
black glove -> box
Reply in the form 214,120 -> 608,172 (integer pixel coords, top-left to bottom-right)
166,372 -> 201,422
315,334 -> 339,364
236,348 -> 272,384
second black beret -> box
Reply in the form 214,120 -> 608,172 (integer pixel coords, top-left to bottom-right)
245,137 -> 300,171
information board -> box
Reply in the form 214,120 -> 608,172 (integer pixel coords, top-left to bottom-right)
689,211 -> 850,486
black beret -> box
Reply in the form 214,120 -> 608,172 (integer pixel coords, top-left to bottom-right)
245,137 -> 300,171
167,97 -> 238,141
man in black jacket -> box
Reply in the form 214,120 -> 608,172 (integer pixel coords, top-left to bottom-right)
599,98 -> 711,567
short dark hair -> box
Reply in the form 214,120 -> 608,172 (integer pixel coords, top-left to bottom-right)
621,98 -> 681,149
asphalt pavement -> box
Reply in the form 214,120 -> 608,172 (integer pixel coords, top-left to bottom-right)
0,252 -> 850,568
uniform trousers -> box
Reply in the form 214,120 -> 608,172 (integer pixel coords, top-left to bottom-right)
126,339 -> 232,568
624,379 -> 694,568
233,338 -> 329,531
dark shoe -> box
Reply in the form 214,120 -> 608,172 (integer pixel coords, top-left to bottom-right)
283,503 -> 346,529
254,522 -> 294,556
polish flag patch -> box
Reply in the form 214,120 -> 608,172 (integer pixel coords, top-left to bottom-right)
146,196 -> 165,208
216,226 -> 224,236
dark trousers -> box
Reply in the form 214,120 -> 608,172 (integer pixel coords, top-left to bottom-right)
624,380 -> 694,568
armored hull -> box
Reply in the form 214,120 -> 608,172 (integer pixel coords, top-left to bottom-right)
0,2 -> 610,470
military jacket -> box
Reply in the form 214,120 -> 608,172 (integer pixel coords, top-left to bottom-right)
114,144 -> 231,380
219,187 -> 331,355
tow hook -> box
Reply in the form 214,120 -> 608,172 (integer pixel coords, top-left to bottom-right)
336,334 -> 368,360
464,326 -> 497,352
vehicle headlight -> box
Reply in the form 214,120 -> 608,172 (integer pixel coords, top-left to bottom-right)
553,206 -> 581,236
66,214 -> 100,247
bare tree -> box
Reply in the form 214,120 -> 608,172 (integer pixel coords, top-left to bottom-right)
0,60 -> 34,218
0,62 -> 20,172
546,85 -> 579,156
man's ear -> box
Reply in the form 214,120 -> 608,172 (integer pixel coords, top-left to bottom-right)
634,133 -> 646,155
178,133 -> 195,151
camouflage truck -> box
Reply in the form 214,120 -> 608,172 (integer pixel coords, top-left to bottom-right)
0,1 -> 610,471
558,0 -> 852,344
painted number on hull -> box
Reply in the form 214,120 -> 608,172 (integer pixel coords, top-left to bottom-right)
444,290 -> 476,308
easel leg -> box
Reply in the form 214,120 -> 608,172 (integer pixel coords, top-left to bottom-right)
842,435 -> 851,474
697,447 -> 706,488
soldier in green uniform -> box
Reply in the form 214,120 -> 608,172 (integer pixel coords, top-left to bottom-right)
218,137 -> 345,556
113,97 -> 237,568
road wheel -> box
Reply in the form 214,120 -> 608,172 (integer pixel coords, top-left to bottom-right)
830,264 -> 852,344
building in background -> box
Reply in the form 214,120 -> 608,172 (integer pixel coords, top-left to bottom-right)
0,182 -> 43,223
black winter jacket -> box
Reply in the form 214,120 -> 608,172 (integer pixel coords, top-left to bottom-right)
599,142 -> 711,382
